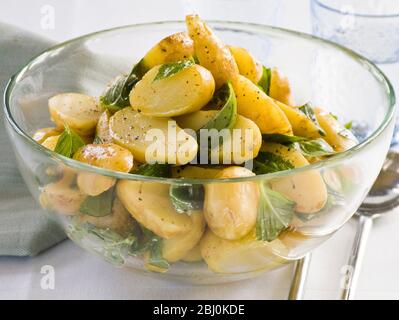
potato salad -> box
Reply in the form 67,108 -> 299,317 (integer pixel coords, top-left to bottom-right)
34,15 -> 358,274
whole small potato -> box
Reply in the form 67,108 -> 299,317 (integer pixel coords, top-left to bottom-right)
182,243 -> 203,263
233,75 -> 293,135
116,180 -> 193,239
33,127 -> 62,144
186,14 -> 239,88
162,211 -> 206,262
200,229 -> 287,274
76,172 -> 116,196
204,167 -> 259,240
269,68 -> 293,105
262,143 -> 328,214
229,45 -> 263,84
41,135 -> 60,151
49,93 -> 103,136
142,32 -> 195,69
315,107 -> 358,152
130,64 -> 215,117
73,143 -> 134,173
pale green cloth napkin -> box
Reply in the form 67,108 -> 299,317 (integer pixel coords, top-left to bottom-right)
0,23 -> 66,256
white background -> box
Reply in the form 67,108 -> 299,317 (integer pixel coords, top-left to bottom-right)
1,0 -> 399,300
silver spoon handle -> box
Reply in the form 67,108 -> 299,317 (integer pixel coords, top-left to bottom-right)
288,253 -> 312,300
341,215 -> 373,300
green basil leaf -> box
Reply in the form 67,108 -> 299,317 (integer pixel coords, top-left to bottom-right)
298,103 -> 326,136
257,66 -> 272,95
200,81 -> 237,131
100,59 -> 148,111
79,187 -> 114,217
54,124 -> 85,158
135,163 -> 172,177
299,138 -> 335,157
344,121 -> 353,130
256,184 -> 295,242
130,227 -> 169,271
153,59 -> 195,81
169,184 -> 204,213
253,152 -> 294,175
262,133 -> 308,145
67,222 -> 137,266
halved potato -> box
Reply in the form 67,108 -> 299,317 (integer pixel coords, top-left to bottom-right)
95,110 -> 113,144
200,229 -> 287,274
116,180 -> 193,239
49,93 -> 103,136
182,243 -> 203,262
315,108 -> 358,152
41,135 -> 60,151
204,167 -> 259,240
162,211 -> 206,262
262,143 -> 328,214
229,45 -> 263,83
130,64 -> 215,117
275,101 -> 324,139
76,172 -> 116,196
33,127 -> 62,144
233,75 -> 293,135
186,14 -> 239,88
141,32 -> 195,69
110,108 -> 198,165
177,110 -> 262,164
39,172 -> 85,215
269,68 -> 293,105
73,143 -> 134,173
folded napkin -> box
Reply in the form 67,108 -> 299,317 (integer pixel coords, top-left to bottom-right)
0,23 -> 66,256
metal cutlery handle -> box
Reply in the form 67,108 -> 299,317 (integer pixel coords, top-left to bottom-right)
340,215 -> 374,300
288,253 -> 312,300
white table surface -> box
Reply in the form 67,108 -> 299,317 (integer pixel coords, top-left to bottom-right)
1,0 -> 399,300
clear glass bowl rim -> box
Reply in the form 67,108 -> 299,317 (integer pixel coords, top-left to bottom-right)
311,0 -> 399,18
3,20 -> 396,185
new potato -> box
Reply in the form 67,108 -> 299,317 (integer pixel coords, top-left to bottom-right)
262,143 -> 328,214
130,64 -> 215,117
229,45 -> 263,84
116,180 -> 193,239
48,93 -> 103,136
186,14 -> 239,88
233,75 -> 293,135
204,167 -> 259,240
110,108 -> 198,165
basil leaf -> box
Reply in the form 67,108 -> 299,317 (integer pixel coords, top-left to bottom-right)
153,59 -> 195,81
299,138 -> 335,157
67,222 -> 137,266
201,81 -> 237,131
79,187 -> 114,217
262,133 -> 308,145
169,184 -> 204,213
253,152 -> 294,175
136,163 -> 171,177
54,124 -> 85,158
298,103 -> 326,136
100,60 -> 148,111
256,184 -> 295,242
258,66 -> 272,95
344,121 -> 353,130
130,227 -> 169,271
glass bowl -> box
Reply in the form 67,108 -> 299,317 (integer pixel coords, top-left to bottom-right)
3,21 -> 396,284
